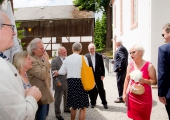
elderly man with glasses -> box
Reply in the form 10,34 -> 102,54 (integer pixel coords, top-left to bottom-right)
0,11 -> 42,120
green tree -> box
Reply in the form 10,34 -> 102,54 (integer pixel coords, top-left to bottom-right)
16,22 -> 25,47
94,18 -> 102,49
73,0 -> 112,48
94,13 -> 107,50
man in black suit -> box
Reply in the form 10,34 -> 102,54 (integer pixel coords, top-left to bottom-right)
85,43 -> 108,109
158,23 -> 170,119
113,39 -> 128,103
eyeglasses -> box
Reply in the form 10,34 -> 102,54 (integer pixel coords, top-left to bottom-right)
162,34 -> 164,37
1,24 -> 15,31
129,51 -> 136,54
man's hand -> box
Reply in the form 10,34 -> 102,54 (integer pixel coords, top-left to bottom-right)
159,97 -> 167,105
43,51 -> 49,61
52,70 -> 58,77
56,82 -> 62,87
101,76 -> 105,80
26,86 -> 42,102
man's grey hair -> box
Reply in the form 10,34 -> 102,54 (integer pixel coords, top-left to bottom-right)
163,23 -> 170,33
88,43 -> 96,49
27,38 -> 42,55
116,39 -> 123,45
131,45 -> 145,56
58,46 -> 65,54
72,42 -> 82,52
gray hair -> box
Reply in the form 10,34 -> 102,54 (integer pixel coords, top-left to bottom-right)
131,45 -> 145,56
88,43 -> 96,49
72,42 -> 82,52
58,46 -> 65,54
27,38 -> 42,55
163,23 -> 170,33
116,39 -> 123,45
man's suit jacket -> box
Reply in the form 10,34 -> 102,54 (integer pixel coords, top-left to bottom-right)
27,55 -> 54,104
51,56 -> 67,91
113,45 -> 128,72
0,57 -> 38,120
158,43 -> 170,98
85,53 -> 105,81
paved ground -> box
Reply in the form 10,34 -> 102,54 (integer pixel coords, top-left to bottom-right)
47,65 -> 168,120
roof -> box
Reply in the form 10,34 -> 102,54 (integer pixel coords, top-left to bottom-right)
14,5 -> 95,21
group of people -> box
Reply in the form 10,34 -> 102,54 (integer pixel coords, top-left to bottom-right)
0,10 -> 108,120
1,10 -> 170,120
113,23 -> 170,120
51,42 -> 108,120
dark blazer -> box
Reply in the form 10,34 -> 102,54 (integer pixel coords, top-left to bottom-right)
27,55 -> 54,104
113,45 -> 128,72
51,56 -> 67,91
158,43 -> 170,98
85,53 -> 105,81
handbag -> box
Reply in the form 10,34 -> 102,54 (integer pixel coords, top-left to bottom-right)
81,55 -> 95,91
130,83 -> 145,95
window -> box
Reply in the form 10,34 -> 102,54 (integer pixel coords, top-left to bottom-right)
120,0 -> 123,34
131,0 -> 138,29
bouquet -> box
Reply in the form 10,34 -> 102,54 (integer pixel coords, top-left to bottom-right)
129,69 -> 142,82
129,70 -> 145,95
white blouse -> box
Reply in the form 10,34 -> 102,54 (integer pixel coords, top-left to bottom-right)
58,53 -> 89,78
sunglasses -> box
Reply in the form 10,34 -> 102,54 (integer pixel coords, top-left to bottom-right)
129,51 -> 136,54
162,34 -> 164,37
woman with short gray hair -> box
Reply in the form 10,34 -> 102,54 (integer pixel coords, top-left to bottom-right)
123,44 -> 157,120
54,42 -> 89,120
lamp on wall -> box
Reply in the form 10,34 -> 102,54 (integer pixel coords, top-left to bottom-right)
28,27 -> 32,32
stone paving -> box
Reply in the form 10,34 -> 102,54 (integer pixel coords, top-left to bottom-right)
47,66 -> 168,120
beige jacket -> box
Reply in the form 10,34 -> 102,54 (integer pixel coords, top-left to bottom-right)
27,55 -> 54,104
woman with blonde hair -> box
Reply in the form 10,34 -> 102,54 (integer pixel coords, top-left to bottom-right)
123,45 -> 157,120
13,51 -> 32,89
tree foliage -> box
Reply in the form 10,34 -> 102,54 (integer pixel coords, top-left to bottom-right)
94,13 -> 106,49
0,0 -> 4,4
16,22 -> 25,47
73,0 -> 112,48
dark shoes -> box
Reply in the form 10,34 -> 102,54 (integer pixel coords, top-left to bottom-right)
91,104 -> 96,108
64,110 -> 71,113
114,98 -> 124,103
103,104 -> 108,109
56,115 -> 64,120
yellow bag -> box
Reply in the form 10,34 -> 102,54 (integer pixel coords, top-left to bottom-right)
81,55 -> 95,91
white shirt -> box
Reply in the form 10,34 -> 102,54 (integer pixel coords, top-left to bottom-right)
59,56 -> 65,62
58,53 -> 89,78
90,53 -> 95,71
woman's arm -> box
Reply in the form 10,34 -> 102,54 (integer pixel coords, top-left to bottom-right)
123,64 -> 131,101
139,63 -> 157,85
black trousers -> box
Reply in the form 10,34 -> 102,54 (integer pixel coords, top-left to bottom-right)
116,69 -> 126,99
88,80 -> 107,105
165,98 -> 170,120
